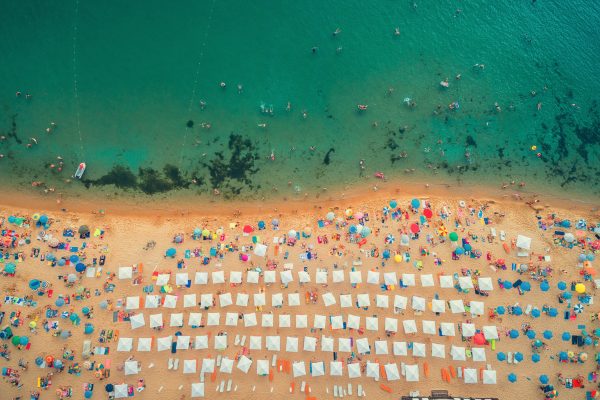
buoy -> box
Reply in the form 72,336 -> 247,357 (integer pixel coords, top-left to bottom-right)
531,145 -> 537,151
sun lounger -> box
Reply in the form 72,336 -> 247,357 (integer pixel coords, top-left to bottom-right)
219,380 -> 225,393
227,379 -> 232,392
508,351 -> 514,364
347,383 -> 352,395
333,385 -> 339,398
240,336 -> 246,346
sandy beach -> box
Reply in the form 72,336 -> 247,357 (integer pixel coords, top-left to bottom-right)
0,187 -> 598,400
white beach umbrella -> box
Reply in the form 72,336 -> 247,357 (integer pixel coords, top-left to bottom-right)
338,338 -> 352,352
256,360 -> 269,376
144,295 -> 160,309
347,363 -> 361,378
206,312 -> 220,326
156,336 -> 172,352
411,295 -> 425,311
156,273 -> 170,286
376,294 -> 389,308
220,357 -> 233,374
461,323 -> 476,337
384,272 -> 397,286
286,337 -> 299,353
212,270 -> 225,284
188,312 -> 202,327
247,270 -> 259,284
459,276 -> 474,290
441,322 -> 456,336
316,271 -> 328,284
356,338 -> 370,354
237,355 -> 252,373
451,345 -> 466,361
394,295 -> 408,310
422,320 -> 436,335
194,272 -> 208,285
303,336 -> 317,352
243,312 -> 257,327
183,359 -> 197,374
254,243 -> 267,257
311,361 -> 325,377
313,314 -> 326,329
280,270 -> 293,285
163,295 -> 178,308
288,293 -> 300,306
272,293 -> 284,307
432,299 -> 446,313
170,313 -> 184,327
357,293 -> 370,308
449,299 -> 465,313
176,335 -> 190,350
229,271 -> 242,284
219,292 -> 233,308
470,301 -> 485,316
347,314 -> 360,330
266,336 -> 280,351
129,313 -> 145,330
124,360 -> 139,375
249,335 -> 262,350
331,315 -> 344,330
225,312 -> 238,326
235,293 -> 249,307
367,270 -> 380,284
298,271 -> 310,283
117,337 -> 133,352
118,267 -> 132,280
464,368 -> 478,384
483,369 -> 497,384
322,292 -> 336,307
366,362 -> 379,379
114,384 -> 128,398
253,292 -> 266,307
431,342 -> 446,358
296,314 -> 308,328
190,382 -> 204,398
439,275 -> 454,288
402,273 -> 416,286
384,317 -> 398,332
393,341 -> 407,356
261,313 -> 274,327
149,313 -> 163,329
405,364 -> 419,382
183,293 -> 197,308
412,342 -> 426,358
374,340 -> 388,355
321,336 -> 334,352
472,347 -> 486,362
200,293 -> 213,308
332,269 -> 345,283
421,274 -> 435,287
176,273 -> 189,286
263,270 -> 276,283
478,277 -> 494,291
340,294 -> 353,308
292,361 -> 306,378
137,337 -> 152,352
201,358 -> 215,373
194,335 -> 208,350
214,335 -> 227,350
366,316 -> 378,331
349,270 -> 362,284
126,296 -> 140,310
385,363 -> 400,381
403,319 -> 417,334
330,361 -> 343,376
483,325 -> 499,340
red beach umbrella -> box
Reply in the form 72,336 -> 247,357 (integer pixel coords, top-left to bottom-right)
410,223 -> 420,234
423,209 -> 433,219
242,225 -> 253,234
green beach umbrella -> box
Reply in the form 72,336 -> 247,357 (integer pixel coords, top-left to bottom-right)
449,232 -> 459,242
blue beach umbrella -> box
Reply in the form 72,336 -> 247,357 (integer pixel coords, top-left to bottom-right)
58,259 -> 66,266
539,375 -> 549,384
258,221 -> 266,229
513,306 -> 523,316
69,313 -> 79,322
166,248 -> 176,257
543,330 -> 553,339
521,281 -> 531,291
508,373 -> 517,383
82,307 -> 90,315
389,200 -> 398,209
55,298 -> 65,307
558,281 -> 567,290
579,254 -> 588,262
84,391 -> 93,399
585,336 -> 593,345
382,250 -> 390,259
361,227 -> 371,237
75,263 -> 86,272
496,306 -> 505,315
455,247 -> 464,255
531,309 -> 541,318
29,279 -> 41,290
540,281 -> 550,292
504,280 -> 513,289
411,198 -> 420,208
69,255 -> 79,263
39,215 -> 48,225
563,292 -> 572,299
46,253 -> 56,261
84,324 -> 94,334
19,336 -> 29,345
558,351 -> 568,361
514,352 -> 523,362
526,330 -> 536,339
349,225 -> 357,234
548,308 -> 558,317
509,329 -> 519,339
588,254 -> 595,261
497,352 -> 506,361
464,243 -> 472,252
561,332 -> 571,341
193,228 -> 201,237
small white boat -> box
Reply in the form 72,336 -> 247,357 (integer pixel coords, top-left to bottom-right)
74,162 -> 86,179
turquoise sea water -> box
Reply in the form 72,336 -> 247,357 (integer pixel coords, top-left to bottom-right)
1,0 -> 599,201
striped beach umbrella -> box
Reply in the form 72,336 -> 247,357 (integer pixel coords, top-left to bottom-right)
574,303 -> 584,314
385,234 -> 395,244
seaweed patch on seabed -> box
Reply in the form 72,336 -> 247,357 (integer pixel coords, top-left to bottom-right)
202,133 -> 260,199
